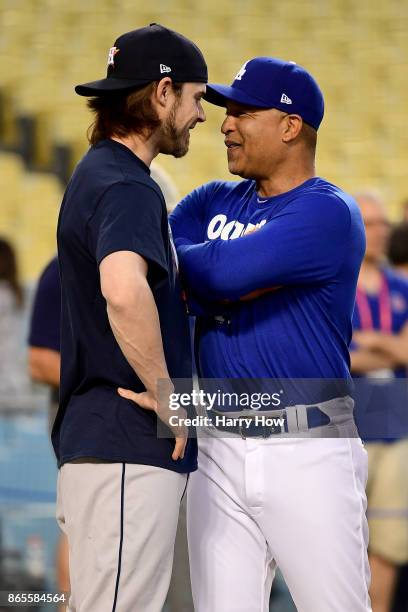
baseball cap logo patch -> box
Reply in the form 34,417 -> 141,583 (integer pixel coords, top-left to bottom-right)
234,61 -> 248,81
107,47 -> 120,67
76,24 -> 207,97
280,93 -> 292,104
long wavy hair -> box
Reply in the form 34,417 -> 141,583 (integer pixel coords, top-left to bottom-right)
87,81 -> 183,145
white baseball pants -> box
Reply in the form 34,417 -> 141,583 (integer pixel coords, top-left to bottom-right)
187,433 -> 371,612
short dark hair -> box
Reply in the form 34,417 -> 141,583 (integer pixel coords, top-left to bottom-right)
87,81 -> 183,145
0,237 -> 24,307
388,222 -> 408,266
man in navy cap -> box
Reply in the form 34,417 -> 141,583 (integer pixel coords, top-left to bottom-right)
54,24 -> 207,612
169,57 -> 371,611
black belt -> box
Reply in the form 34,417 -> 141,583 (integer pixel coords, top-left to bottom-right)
212,406 -> 331,438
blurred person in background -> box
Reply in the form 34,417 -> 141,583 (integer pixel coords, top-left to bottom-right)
388,219 -> 408,612
401,200 -> 408,223
27,256 -> 69,607
350,192 -> 408,612
0,237 -> 29,408
150,163 -> 180,212
388,222 -> 408,279
387,221 -> 408,612
28,256 -> 60,426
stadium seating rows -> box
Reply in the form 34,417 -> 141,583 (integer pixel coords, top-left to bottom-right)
0,1 -> 407,279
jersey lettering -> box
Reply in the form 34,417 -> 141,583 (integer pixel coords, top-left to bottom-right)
206,215 -> 267,241
207,214 -> 228,239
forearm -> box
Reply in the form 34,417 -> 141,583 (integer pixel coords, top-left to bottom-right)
28,348 -> 61,387
350,349 -> 396,374
107,281 -> 171,396
179,246 -> 281,303
177,240 -> 270,301
373,334 -> 408,366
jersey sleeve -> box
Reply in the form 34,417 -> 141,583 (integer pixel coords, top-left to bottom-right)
169,182 -> 218,246
28,257 -> 61,351
87,181 -> 168,287
177,193 -> 353,301
170,182 -> 226,315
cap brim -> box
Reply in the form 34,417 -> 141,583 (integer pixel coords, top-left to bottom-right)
204,83 -> 271,108
75,77 -> 152,96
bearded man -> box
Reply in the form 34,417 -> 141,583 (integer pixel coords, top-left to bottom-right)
53,24 -> 207,612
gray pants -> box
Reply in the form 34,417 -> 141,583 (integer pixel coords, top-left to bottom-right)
56,460 -> 187,612
166,495 -> 194,612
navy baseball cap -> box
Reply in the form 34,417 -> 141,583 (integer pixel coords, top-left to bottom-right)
76,23 -> 208,96
205,57 -> 324,130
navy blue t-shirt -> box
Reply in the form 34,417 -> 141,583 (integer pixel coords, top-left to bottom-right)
28,257 -> 61,352
54,139 -> 196,473
170,177 -> 365,404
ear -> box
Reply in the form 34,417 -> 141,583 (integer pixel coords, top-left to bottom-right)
154,77 -> 174,109
282,114 -> 303,143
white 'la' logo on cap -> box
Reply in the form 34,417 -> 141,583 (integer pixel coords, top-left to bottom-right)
234,61 -> 248,81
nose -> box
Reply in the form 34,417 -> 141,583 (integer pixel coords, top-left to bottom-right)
197,103 -> 206,123
221,114 -> 235,134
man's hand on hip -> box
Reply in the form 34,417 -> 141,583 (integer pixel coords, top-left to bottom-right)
117,387 -> 188,461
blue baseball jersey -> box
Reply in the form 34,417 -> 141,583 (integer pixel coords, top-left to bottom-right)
170,177 -> 365,394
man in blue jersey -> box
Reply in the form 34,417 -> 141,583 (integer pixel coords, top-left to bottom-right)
351,192 -> 408,612
169,58 -> 371,611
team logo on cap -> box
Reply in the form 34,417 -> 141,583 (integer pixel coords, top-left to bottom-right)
280,93 -> 292,104
234,61 -> 248,81
107,47 -> 120,67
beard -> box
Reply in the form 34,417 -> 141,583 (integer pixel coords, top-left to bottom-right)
159,102 -> 191,158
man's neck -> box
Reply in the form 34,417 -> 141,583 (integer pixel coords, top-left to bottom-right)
359,259 -> 383,293
111,132 -> 158,168
256,160 -> 315,198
